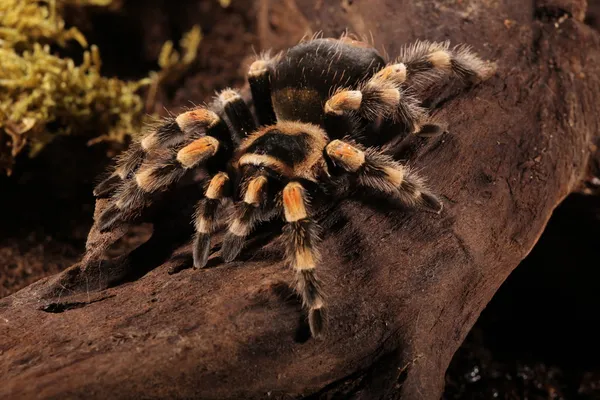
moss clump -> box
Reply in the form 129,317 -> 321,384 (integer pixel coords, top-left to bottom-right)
145,25 -> 202,111
0,0 -> 201,175
0,43 -> 150,156
0,0 -> 103,50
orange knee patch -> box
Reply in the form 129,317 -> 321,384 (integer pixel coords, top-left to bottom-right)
283,182 -> 307,222
177,136 -> 219,168
244,176 -> 268,205
374,63 -> 407,85
324,90 -> 362,115
379,88 -> 401,107
205,172 -> 229,199
176,108 -> 219,132
326,140 -> 365,172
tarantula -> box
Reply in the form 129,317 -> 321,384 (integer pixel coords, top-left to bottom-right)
93,35 -> 492,338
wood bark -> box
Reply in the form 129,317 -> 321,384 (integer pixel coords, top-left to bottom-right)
2,0 -> 600,399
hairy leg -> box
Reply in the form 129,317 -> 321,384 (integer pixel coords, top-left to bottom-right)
96,108 -> 229,232
326,139 -> 442,212
282,182 -> 325,338
221,174 -> 270,262
193,172 -> 231,269
324,70 -> 433,135
247,54 -> 278,126
397,40 -> 494,86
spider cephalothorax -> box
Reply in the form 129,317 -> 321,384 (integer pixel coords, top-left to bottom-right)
93,35 -> 494,337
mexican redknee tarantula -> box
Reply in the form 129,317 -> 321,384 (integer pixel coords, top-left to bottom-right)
93,35 -> 493,338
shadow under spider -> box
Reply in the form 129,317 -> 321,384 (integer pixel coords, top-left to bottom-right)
269,282 -> 312,343
167,221 -> 285,274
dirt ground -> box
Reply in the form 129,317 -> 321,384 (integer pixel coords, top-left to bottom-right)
1,0 -> 599,398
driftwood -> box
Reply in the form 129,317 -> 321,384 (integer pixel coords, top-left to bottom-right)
2,0 -> 600,399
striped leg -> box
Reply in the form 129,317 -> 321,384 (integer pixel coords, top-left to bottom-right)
324,72 -> 429,134
94,141 -> 145,198
323,41 -> 493,137
247,56 -> 277,126
97,148 -> 186,232
193,172 -> 231,269
326,140 -> 442,212
221,175 -> 269,262
282,182 -> 325,338
97,108 -> 228,232
397,40 -> 494,85
93,118 -> 185,198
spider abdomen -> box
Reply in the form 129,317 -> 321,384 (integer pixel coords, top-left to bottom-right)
271,38 -> 385,124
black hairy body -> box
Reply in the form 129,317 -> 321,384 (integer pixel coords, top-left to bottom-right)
92,35 -> 494,338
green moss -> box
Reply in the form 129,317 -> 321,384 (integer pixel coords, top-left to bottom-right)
145,25 -> 203,112
0,0 -> 201,175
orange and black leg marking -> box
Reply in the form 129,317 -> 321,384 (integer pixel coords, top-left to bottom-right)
94,117 -> 187,198
326,140 -> 442,212
93,142 -> 144,198
98,107 -> 223,199
136,109 -> 223,187
174,107 -> 232,153
221,175 -> 269,262
175,108 -> 222,138
282,182 -> 325,338
126,133 -> 219,210
94,120 -> 181,199
176,136 -> 220,170
97,180 -> 147,232
97,107 -> 228,232
193,172 -> 231,269
324,73 -> 427,134
248,56 -> 277,126
140,119 -> 185,152
175,107 -> 233,169
398,41 -> 495,85
97,149 -> 180,232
